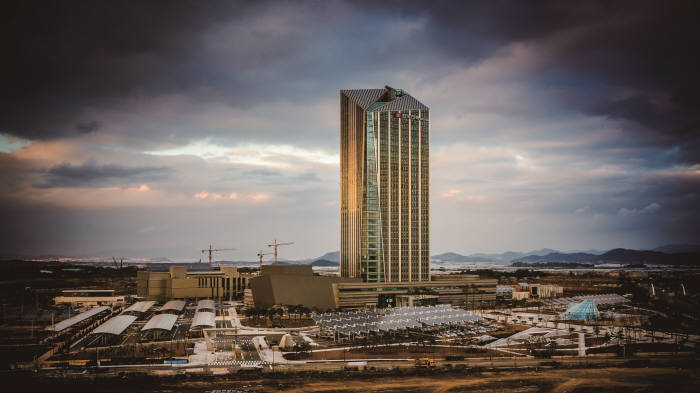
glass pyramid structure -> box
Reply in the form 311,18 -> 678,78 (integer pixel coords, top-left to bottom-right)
559,300 -> 600,321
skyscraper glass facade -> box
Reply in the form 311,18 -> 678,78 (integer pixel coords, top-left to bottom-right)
340,86 -> 429,282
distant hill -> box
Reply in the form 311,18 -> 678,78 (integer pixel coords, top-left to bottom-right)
431,252 -> 497,262
314,251 -> 339,263
599,248 -> 670,264
432,248 -> 571,263
511,248 -> 700,266
513,252 -> 600,263
652,244 -> 700,254
511,261 -> 594,268
310,259 -> 339,267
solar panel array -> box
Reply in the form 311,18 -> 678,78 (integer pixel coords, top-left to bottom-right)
311,305 -> 481,335
540,293 -> 629,307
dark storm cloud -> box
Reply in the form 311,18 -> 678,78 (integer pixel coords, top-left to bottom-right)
0,0 -> 237,139
34,159 -> 171,188
394,0 -> 700,159
75,120 -> 101,134
4,0 -> 698,155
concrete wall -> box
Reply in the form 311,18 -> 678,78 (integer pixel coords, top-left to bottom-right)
249,265 -> 497,310
250,274 -> 339,310
261,265 -> 312,276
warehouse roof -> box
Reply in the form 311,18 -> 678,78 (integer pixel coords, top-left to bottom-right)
124,301 -> 156,313
44,306 -> 110,332
141,313 -> 178,331
91,315 -> 138,335
196,299 -> 215,311
191,311 -> 215,328
160,300 -> 186,312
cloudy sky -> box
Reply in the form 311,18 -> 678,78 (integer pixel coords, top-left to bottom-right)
1,1 -> 699,260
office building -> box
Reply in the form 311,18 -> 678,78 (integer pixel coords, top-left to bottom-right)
248,265 -> 496,310
54,289 -> 125,307
340,86 -> 429,282
136,266 -> 253,302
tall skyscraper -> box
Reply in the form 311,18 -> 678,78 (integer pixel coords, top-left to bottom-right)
340,86 -> 429,283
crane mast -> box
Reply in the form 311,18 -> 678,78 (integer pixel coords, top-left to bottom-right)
256,250 -> 272,273
267,239 -> 294,265
201,245 -> 236,265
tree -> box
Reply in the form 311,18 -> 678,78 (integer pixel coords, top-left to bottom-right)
293,341 -> 311,356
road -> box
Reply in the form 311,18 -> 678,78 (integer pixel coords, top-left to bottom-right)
33,353 -> 697,379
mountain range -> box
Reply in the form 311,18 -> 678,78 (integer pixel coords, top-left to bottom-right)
8,244 -> 700,267
303,244 -> 700,266
511,246 -> 700,266
431,248 -> 606,263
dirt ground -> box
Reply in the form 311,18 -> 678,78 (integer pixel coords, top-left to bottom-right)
9,366 -> 699,393
301,346 -> 508,361
270,367 -> 699,393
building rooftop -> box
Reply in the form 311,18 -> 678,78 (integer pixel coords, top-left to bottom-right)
160,300 -> 186,312
45,306 -> 110,332
124,300 -> 156,313
91,314 -> 138,335
141,313 -> 178,331
191,311 -> 215,328
196,299 -> 215,311
341,86 -> 428,111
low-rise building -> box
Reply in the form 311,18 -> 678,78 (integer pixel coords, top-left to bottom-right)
136,266 -> 254,302
54,289 -> 125,307
248,265 -> 497,310
512,291 -> 530,300
395,294 -> 439,307
496,285 -> 515,300
538,284 -> 564,298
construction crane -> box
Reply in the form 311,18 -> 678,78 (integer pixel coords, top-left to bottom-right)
256,250 -> 272,273
267,239 -> 294,265
201,245 -> 236,265
112,257 -> 124,269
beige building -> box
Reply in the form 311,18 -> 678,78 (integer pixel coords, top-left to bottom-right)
512,291 -> 530,300
137,266 -> 253,302
54,289 -> 125,307
248,265 -> 496,310
395,294 -> 438,307
538,284 -> 564,298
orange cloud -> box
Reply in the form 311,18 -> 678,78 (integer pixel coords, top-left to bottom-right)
441,189 -> 461,198
250,193 -> 270,201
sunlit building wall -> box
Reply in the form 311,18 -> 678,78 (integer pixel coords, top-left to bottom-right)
340,86 -> 429,282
